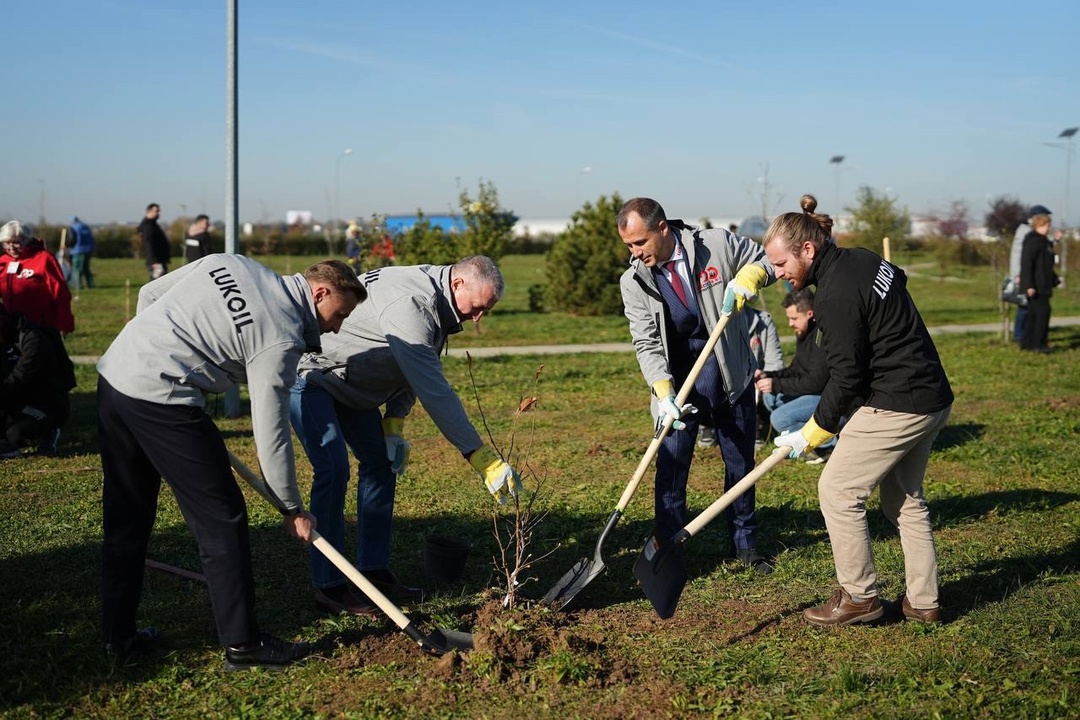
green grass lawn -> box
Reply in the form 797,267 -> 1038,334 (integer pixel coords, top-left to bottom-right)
2,253 -> 1079,718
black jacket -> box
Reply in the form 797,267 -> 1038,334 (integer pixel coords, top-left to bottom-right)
184,230 -> 213,263
805,242 -> 953,432
1020,230 -> 1057,298
769,322 -> 829,398
138,217 -> 171,266
1,312 -> 76,417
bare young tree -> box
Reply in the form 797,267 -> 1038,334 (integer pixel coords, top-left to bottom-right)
465,356 -> 557,609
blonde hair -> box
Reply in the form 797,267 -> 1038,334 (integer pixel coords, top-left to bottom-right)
1030,214 -> 1051,231
762,195 -> 834,252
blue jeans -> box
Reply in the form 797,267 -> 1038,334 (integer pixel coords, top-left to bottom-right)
1013,306 -> 1027,343
289,375 -> 396,589
769,393 -> 838,449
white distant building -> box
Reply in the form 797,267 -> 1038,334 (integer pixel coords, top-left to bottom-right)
512,219 -> 571,237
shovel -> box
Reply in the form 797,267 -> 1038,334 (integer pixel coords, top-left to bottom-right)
542,312 -> 734,610
633,445 -> 790,619
227,451 -> 473,657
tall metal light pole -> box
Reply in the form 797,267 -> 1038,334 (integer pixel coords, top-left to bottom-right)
223,0 -> 240,416
335,148 -> 353,237
829,155 -> 845,210
1043,126 -> 1077,288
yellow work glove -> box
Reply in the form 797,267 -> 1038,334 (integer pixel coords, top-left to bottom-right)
652,379 -> 697,431
468,445 -> 523,505
721,264 -> 769,315
775,416 -> 836,460
382,417 -> 410,475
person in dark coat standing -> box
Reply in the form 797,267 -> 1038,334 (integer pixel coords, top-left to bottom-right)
183,214 -> 214,264
137,203 -> 171,280
1019,212 -> 1058,353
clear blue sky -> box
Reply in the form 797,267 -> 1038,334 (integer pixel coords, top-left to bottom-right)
4,1 -> 1079,228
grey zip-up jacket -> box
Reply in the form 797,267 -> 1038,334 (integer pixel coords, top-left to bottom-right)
747,308 -> 784,374
298,264 -> 484,456
620,223 -> 775,413
97,254 -> 321,511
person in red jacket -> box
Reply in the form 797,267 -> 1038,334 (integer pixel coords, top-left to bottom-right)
0,221 -> 75,335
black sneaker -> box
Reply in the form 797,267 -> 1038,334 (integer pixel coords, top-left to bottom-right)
0,442 -> 21,460
35,428 -> 61,456
314,584 -> 379,616
224,633 -> 311,672
105,626 -> 162,659
365,568 -> 425,602
736,548 -> 775,575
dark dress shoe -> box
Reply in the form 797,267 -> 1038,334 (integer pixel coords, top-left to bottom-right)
803,588 -> 883,627
736,548 -> 775,575
224,633 -> 310,672
105,627 -> 161,659
365,568 -> 425,602
315,585 -> 379,616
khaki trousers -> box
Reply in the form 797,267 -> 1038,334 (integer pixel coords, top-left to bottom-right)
818,404 -> 952,609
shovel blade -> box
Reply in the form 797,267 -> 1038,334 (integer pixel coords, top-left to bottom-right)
633,535 -> 687,619
541,556 -> 606,610
405,623 -> 475,656
430,628 -> 475,653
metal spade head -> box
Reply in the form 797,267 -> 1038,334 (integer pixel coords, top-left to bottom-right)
542,553 -> 607,610
633,534 -> 687,620
406,623 -> 475,656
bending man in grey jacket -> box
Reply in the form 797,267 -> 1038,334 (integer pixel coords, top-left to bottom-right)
618,197 -> 776,574
291,255 -> 522,615
97,255 -> 365,670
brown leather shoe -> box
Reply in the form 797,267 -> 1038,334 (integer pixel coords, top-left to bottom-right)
803,588 -> 884,627
901,594 -> 942,623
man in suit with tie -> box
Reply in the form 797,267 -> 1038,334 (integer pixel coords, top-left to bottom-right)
618,197 -> 777,573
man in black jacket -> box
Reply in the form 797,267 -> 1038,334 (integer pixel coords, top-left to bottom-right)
762,194 -> 953,628
753,289 -> 835,463
0,305 -> 76,457
138,203 -> 171,280
1019,212 -> 1058,352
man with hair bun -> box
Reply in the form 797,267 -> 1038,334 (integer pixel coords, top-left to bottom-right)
762,194 -> 953,627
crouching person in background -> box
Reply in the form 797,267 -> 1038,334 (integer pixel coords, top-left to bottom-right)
0,304 -> 76,457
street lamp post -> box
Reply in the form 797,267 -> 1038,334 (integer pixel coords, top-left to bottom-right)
1043,127 -> 1077,288
829,155 -> 845,211
334,148 -> 353,241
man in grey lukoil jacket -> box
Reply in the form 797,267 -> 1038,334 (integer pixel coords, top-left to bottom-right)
96,255 -> 365,671
618,198 -> 776,573
291,255 -> 522,615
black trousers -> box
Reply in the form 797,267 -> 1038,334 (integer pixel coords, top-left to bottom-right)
1020,294 -> 1050,350
98,377 -> 259,647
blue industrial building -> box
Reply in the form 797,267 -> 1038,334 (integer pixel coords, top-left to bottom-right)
382,214 -> 466,235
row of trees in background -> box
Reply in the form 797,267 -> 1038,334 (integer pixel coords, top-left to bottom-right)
18,181 -> 1070,318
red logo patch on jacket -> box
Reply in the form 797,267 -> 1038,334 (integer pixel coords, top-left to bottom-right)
698,265 -> 723,291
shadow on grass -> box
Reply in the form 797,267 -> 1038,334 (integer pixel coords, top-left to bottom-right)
2,507 -> 646,710
932,422 -> 985,451
940,534 -> 1080,622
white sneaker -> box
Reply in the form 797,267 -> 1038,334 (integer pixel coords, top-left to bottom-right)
804,450 -> 825,465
